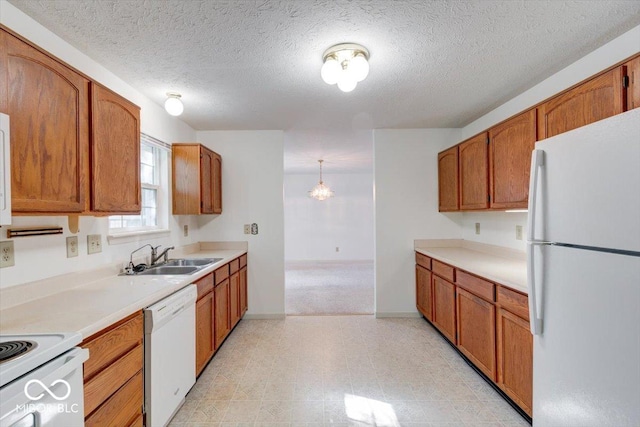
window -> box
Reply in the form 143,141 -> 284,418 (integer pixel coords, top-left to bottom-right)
109,134 -> 169,235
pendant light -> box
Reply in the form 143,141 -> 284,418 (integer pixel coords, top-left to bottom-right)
308,160 -> 334,201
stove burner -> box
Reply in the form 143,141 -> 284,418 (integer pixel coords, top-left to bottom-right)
0,340 -> 37,364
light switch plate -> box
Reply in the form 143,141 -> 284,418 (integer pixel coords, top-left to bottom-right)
183,225 -> 189,237
244,224 -> 250,234
475,223 -> 481,235
66,236 -> 78,258
516,225 -> 523,240
87,234 -> 102,254
0,241 -> 15,268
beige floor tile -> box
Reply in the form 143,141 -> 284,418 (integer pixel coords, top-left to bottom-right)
290,401 -> 324,423
255,400 -> 293,422
264,381 -> 297,400
221,400 -> 261,422
191,399 -> 229,422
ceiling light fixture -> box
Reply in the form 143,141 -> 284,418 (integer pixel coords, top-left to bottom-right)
164,92 -> 184,116
308,160 -> 334,201
321,43 -> 370,93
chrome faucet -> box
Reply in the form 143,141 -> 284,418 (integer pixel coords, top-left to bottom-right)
151,245 -> 175,266
125,244 -> 155,275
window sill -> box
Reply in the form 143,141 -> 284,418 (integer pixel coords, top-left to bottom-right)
107,228 -> 171,245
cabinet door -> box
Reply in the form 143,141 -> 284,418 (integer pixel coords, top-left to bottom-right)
456,288 -> 496,381
90,83 -> 140,213
438,146 -> 459,212
195,292 -> 214,376
497,308 -> 533,417
537,67 -> 625,139
229,271 -> 241,328
415,265 -> 433,321
2,30 -> 89,213
240,266 -> 248,316
432,275 -> 457,344
625,56 -> 640,111
212,151 -> 222,214
459,133 -> 489,210
214,278 -> 231,349
488,110 -> 536,209
200,147 -> 214,214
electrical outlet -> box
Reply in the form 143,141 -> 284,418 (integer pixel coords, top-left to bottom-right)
516,225 -> 523,241
251,223 -> 258,235
87,234 -> 102,254
0,241 -> 15,268
244,224 -> 250,234
183,225 -> 189,237
475,223 -> 481,235
336,247 -> 339,252
66,236 -> 78,258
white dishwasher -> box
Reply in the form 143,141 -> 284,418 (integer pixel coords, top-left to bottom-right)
144,285 -> 197,427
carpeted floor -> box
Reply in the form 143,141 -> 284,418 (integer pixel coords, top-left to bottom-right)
285,260 -> 374,315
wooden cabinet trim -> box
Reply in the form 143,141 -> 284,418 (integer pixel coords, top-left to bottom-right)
456,269 -> 495,302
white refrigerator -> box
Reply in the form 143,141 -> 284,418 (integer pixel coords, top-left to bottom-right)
527,108 -> 640,426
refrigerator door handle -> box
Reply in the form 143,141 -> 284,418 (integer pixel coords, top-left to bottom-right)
528,241 -> 552,335
527,149 -> 544,242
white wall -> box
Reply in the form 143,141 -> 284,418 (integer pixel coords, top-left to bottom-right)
374,129 -> 463,316
0,1 -> 199,288
284,172 -> 374,261
460,212 -> 527,251
196,131 -> 285,318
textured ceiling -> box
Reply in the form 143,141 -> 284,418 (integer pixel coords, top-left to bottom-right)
8,0 -> 640,171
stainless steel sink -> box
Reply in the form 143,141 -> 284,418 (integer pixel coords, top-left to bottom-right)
164,258 -> 222,267
138,266 -> 199,275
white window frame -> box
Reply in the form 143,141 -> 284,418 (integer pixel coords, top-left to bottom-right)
107,134 -> 171,244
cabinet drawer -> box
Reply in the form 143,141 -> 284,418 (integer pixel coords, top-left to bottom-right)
84,344 -> 142,416
82,312 -> 143,380
456,270 -> 495,302
497,286 -> 529,321
432,260 -> 455,282
415,252 -> 432,270
239,254 -> 247,268
85,370 -> 143,427
215,264 -> 229,285
230,258 -> 240,274
195,273 -> 214,299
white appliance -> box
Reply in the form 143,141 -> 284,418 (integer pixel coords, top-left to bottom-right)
0,113 -> 11,225
0,333 -> 88,427
527,108 -> 640,426
144,285 -> 196,427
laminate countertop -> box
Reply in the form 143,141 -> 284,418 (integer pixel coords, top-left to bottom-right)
0,245 -> 246,339
415,240 -> 527,294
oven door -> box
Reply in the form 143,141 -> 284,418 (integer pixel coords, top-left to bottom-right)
0,348 -> 88,427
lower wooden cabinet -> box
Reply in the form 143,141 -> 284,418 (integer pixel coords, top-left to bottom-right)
196,290 -> 214,375
214,278 -> 231,349
240,265 -> 248,315
81,311 -> 143,426
432,274 -> 457,344
456,288 -> 496,381
415,265 -> 433,321
497,307 -> 533,417
230,270 -> 241,328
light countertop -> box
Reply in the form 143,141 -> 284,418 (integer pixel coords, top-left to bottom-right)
0,246 -> 246,339
415,240 -> 527,294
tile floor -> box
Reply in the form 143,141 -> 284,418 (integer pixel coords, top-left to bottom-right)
169,316 -> 530,427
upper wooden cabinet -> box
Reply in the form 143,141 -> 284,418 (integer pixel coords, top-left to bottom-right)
488,110 -> 537,209
459,133 -> 489,210
537,67 -> 625,139
625,56 -> 640,110
438,146 -> 459,212
172,143 -> 223,215
90,83 -> 141,213
1,29 -> 89,213
0,29 -> 141,215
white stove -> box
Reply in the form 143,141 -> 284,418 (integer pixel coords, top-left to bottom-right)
0,333 -> 88,427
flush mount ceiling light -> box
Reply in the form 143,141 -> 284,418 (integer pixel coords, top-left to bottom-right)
308,160 -> 334,201
164,92 -> 184,116
321,43 -> 370,93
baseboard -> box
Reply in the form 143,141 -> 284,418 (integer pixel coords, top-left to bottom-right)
375,311 -> 422,318
243,313 -> 286,320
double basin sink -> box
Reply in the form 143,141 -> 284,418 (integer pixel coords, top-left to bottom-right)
134,258 -> 223,276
